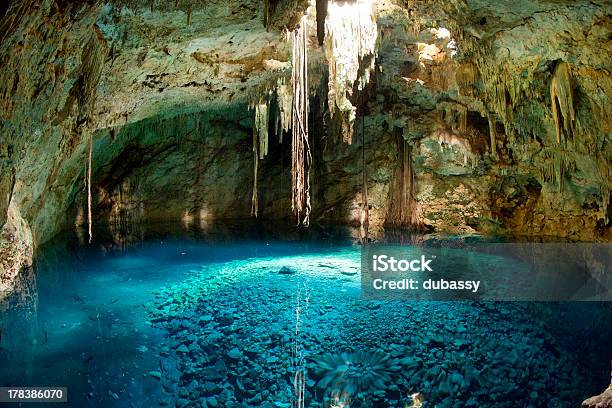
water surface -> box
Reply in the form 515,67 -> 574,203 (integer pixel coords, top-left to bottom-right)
0,224 -> 610,407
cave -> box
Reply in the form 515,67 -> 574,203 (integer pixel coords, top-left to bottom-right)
0,0 -> 611,407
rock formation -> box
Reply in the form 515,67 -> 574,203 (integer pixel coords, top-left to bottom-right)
582,383 -> 612,408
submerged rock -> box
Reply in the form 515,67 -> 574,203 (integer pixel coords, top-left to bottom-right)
144,248 -> 611,407
148,371 -> 162,380
227,348 -> 243,360
278,266 -> 296,275
201,361 -> 227,382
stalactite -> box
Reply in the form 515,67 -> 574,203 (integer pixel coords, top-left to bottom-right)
291,16 -> 311,226
482,68 -> 511,130
441,105 -> 468,136
536,146 -> 576,192
550,61 -> 575,144
250,101 -> 270,217
602,187 -> 610,226
324,0 -> 377,144
591,152 -> 611,225
468,43 -> 605,226
276,78 -> 293,143
487,114 -> 497,159
525,62 -> 576,194
433,128 -> 478,169
476,59 -> 539,138
448,106 -> 468,134
455,62 -> 478,96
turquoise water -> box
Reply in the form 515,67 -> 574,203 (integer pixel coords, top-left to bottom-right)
0,225 -> 611,407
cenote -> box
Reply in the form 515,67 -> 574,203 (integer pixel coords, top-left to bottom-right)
0,0 -> 611,407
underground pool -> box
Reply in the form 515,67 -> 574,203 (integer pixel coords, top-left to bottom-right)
0,225 -> 610,407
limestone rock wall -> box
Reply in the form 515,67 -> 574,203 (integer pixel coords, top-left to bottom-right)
367,0 -> 611,239
0,0 -> 104,305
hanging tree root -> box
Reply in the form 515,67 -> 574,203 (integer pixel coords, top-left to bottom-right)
386,134 -> 420,228
291,16 -> 311,226
87,129 -> 93,243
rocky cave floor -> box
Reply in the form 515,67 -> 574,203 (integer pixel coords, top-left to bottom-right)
147,250 -> 611,408
0,231 -> 611,408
